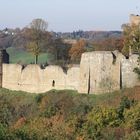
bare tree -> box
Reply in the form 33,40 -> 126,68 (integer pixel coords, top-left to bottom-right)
26,18 -> 49,64
30,19 -> 48,32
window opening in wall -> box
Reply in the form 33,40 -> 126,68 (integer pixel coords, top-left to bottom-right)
52,80 -> 55,87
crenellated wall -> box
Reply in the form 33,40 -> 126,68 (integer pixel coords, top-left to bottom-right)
2,51 -> 140,94
2,64 -> 80,93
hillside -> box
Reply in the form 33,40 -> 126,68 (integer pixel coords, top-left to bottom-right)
0,88 -> 140,140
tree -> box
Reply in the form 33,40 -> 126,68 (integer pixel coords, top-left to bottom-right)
69,39 -> 86,63
122,24 -> 140,56
48,38 -> 71,65
92,37 -> 123,52
0,33 -> 13,49
53,38 -> 70,60
122,24 -> 140,80
26,19 -> 50,64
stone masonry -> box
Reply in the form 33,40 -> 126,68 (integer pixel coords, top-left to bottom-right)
1,50 -> 140,94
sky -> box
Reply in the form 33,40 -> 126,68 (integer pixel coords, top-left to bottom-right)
0,0 -> 140,32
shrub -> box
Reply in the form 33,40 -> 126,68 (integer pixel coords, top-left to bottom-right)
0,103 -> 12,125
125,130 -> 140,140
81,121 -> 102,140
0,123 -> 6,140
124,103 -> 140,131
0,124 -> 15,140
41,105 -> 59,118
14,127 -> 38,140
134,67 -> 140,80
117,96 -> 135,120
87,107 -> 122,128
35,94 -> 43,103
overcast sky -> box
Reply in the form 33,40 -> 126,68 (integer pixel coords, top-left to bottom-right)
0,0 -> 140,32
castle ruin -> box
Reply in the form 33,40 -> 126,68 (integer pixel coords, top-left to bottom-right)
0,50 -> 139,94
0,14 -> 140,94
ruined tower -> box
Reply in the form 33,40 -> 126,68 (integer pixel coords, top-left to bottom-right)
0,49 -> 9,87
130,14 -> 140,25
78,51 -> 125,94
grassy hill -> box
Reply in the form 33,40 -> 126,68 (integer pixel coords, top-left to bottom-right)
0,88 -> 140,139
7,47 -> 52,64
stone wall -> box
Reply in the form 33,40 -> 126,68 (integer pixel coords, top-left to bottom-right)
2,64 -> 80,93
2,51 -> 140,94
78,51 -> 125,94
122,55 -> 140,88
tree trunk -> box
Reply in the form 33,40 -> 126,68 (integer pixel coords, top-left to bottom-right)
35,55 -> 38,64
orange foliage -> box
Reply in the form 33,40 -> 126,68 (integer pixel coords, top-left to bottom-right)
69,39 -> 86,62
13,117 -> 27,129
93,37 -> 124,52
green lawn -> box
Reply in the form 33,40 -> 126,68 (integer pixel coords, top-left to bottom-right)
7,47 -> 51,64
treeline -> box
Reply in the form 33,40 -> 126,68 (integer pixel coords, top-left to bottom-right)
0,29 -> 123,65
0,29 -> 122,44
0,19 -> 124,65
52,30 -> 122,41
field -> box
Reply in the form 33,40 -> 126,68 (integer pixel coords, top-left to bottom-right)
7,47 -> 52,64
0,88 -> 140,139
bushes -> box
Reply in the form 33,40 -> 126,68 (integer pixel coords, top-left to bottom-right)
125,131 -> 140,140
0,123 -> 15,140
0,89 -> 140,139
0,123 -> 7,140
13,127 -> 39,140
81,121 -> 102,140
41,105 -> 59,118
117,96 -> 135,120
0,103 -> 13,125
134,67 -> 140,80
87,107 -> 122,128
124,103 -> 140,131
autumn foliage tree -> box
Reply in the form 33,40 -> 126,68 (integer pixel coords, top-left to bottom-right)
122,24 -> 140,56
69,39 -> 86,63
25,19 -> 51,64
92,37 -> 123,52
47,38 -> 71,65
122,24 -> 140,80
